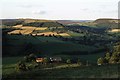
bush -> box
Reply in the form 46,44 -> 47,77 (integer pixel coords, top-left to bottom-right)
29,53 -> 36,62
15,61 -> 28,72
97,57 -> 104,65
104,52 -> 111,64
66,59 -> 71,64
23,56 -> 29,62
43,58 -> 49,65
105,52 -> 111,61
23,54 -> 36,62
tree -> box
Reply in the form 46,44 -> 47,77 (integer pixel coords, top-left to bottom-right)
23,56 -> 29,62
43,58 -> 49,65
109,53 -> 118,64
114,45 -> 120,52
77,59 -> 82,65
29,53 -> 36,62
109,57 -> 116,64
23,54 -> 36,62
104,52 -> 111,63
66,59 -> 71,64
97,43 -> 120,65
105,52 -> 111,61
97,57 -> 104,65
15,61 -> 28,72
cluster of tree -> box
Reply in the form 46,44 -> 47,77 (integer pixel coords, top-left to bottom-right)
15,61 -> 28,72
97,43 -> 120,65
23,22 -> 63,27
23,53 -> 36,62
65,24 -> 106,34
15,53 -> 37,72
2,19 -> 24,26
23,22 -> 44,27
65,58 -> 91,66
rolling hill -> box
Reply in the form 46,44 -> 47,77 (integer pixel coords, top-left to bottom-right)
94,18 -> 119,29
1,19 -> 64,27
2,18 -> 119,57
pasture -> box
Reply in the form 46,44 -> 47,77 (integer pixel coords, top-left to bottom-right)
3,62 -> 119,79
3,34 -> 98,56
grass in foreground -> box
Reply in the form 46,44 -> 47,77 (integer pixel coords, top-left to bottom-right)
2,64 -> 120,79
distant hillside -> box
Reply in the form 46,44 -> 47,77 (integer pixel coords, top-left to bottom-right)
57,20 -> 92,25
2,19 -> 64,28
94,18 -> 119,23
22,22 -> 63,27
21,19 -> 53,23
94,18 -> 119,29
1,19 -> 24,27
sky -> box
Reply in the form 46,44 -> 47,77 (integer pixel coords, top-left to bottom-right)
0,0 -> 119,20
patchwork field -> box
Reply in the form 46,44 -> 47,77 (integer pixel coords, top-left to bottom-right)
8,30 -> 21,34
108,29 -> 120,33
35,27 -> 47,30
8,25 -> 48,35
7,25 -> 70,37
12,25 -> 23,28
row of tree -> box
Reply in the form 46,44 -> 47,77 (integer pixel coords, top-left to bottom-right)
97,43 -> 120,65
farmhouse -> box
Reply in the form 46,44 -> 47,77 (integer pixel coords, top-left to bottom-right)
36,58 -> 44,63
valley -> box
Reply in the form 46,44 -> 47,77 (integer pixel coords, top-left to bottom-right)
2,18 -> 120,79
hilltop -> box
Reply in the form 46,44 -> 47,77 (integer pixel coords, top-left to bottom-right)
94,18 -> 119,23
2,19 -> 64,28
93,18 -> 119,29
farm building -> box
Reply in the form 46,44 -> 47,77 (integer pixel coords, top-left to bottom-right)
36,58 -> 44,63
50,57 -> 62,62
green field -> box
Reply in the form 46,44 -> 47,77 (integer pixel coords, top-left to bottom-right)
3,63 -> 119,79
2,50 -> 105,76
3,34 -> 98,56
67,31 -> 85,37
2,56 -> 119,79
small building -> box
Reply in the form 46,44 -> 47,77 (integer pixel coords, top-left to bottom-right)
36,58 -> 44,63
50,57 -> 62,62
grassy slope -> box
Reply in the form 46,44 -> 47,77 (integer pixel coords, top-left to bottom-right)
67,31 -> 85,37
4,35 -> 97,55
2,51 -> 105,76
3,64 -> 119,79
2,55 -> 119,78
